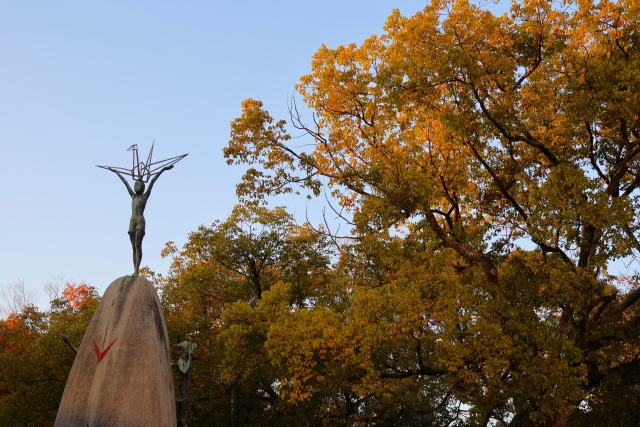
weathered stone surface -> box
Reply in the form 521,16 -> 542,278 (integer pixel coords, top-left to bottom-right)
55,276 -> 176,427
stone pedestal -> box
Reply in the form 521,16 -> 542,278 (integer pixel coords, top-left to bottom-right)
55,276 -> 176,427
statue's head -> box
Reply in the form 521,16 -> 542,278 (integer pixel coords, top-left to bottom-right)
175,341 -> 197,373
134,180 -> 145,194
177,341 -> 197,356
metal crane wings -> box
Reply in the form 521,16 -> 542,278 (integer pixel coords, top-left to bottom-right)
97,141 -> 188,182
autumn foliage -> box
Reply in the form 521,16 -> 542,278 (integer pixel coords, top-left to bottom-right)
3,1 -> 640,426
197,0 -> 640,425
61,282 -> 95,310
0,283 -> 99,426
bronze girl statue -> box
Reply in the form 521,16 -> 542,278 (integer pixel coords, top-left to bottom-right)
98,143 -> 187,276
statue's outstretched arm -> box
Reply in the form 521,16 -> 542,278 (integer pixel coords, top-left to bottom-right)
145,165 -> 173,198
61,334 -> 78,354
109,168 -> 134,197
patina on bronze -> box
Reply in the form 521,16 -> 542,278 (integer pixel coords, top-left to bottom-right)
98,142 -> 187,276
174,341 -> 197,427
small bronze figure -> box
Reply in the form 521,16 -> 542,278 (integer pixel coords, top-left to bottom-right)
174,341 -> 197,427
98,143 -> 187,276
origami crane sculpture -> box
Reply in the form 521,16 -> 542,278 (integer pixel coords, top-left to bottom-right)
98,142 -> 187,276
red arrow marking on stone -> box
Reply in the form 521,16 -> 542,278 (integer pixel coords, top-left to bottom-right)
93,338 -> 117,362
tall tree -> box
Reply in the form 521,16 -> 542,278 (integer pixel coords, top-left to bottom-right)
223,0 -> 640,425
157,205 -> 334,426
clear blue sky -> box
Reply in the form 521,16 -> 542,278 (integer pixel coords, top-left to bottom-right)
0,0 -> 438,306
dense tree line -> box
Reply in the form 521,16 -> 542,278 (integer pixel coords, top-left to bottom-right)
1,0 -> 640,425
0,283 -> 98,426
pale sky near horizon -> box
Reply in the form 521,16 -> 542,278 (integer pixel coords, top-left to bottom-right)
1,0 -> 441,309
